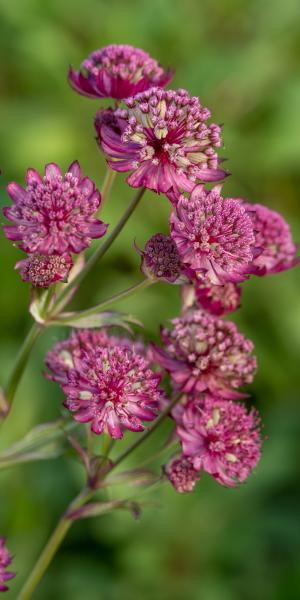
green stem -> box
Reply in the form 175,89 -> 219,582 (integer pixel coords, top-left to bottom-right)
2,322 -> 41,417
2,188 -> 145,413
16,392 -> 181,598
52,187 -> 146,312
56,279 -> 154,323
17,487 -> 92,600
111,393 -> 182,472
99,168 -> 116,208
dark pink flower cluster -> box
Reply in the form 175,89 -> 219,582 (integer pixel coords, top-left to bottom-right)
244,202 -> 299,276
136,233 -> 184,283
166,396 -> 261,489
15,253 -> 73,288
96,88 -> 226,193
0,537 -> 15,592
154,309 -> 256,399
69,44 -> 172,100
170,185 -> 255,285
194,281 -> 241,316
3,162 -> 107,287
46,329 -> 163,439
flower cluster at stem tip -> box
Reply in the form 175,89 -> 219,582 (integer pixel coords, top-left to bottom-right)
1,42 -> 299,593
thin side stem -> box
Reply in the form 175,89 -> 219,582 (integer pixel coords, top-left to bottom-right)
99,168 -> 116,208
56,279 -> 154,323
53,187 -> 146,312
16,392 -> 181,598
3,322 -> 41,415
111,393 -> 182,472
17,488 -> 92,600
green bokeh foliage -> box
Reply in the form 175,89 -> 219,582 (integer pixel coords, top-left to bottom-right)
0,0 -> 300,598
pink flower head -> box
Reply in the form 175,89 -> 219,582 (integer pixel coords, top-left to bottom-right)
46,330 -> 163,439
244,202 -> 299,275
3,162 -> 108,255
136,233 -> 184,283
15,253 -> 73,288
0,537 -> 15,593
154,309 -> 256,399
176,397 -> 262,487
68,44 -> 172,100
164,456 -> 200,493
195,281 -> 241,316
96,87 -> 226,194
170,185 -> 255,285
45,328 -> 147,385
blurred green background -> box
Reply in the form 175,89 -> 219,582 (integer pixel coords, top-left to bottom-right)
1,0 -> 300,598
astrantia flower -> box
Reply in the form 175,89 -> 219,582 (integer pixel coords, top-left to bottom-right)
68,44 -> 172,100
46,330 -> 162,439
0,537 -> 15,592
170,185 -> 255,285
15,253 -> 73,288
136,233 -> 184,283
195,281 -> 241,316
45,328 -> 147,385
244,202 -> 299,275
164,456 -> 200,493
96,88 -> 226,194
154,309 -> 256,399
176,397 -> 261,487
3,162 -> 108,255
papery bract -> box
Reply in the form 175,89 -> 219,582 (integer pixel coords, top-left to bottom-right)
69,44 -> 172,100
96,88 -> 226,193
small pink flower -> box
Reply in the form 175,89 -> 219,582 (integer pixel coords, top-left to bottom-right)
170,185 -> 255,285
164,456 -> 200,493
15,253 -> 73,288
154,309 -> 256,399
244,202 -> 299,275
195,281 -> 241,316
0,537 -> 15,593
3,162 -> 108,255
136,233 -> 184,283
68,44 -> 172,100
96,88 -> 226,194
46,330 -> 163,439
176,397 -> 262,487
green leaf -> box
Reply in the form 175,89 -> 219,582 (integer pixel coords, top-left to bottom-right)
0,418 -> 77,470
51,311 -> 142,331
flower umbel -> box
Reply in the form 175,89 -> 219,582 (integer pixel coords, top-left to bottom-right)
46,330 -> 163,439
137,233 -> 183,283
170,185 -> 255,285
15,253 -> 73,288
195,281 -> 241,316
176,397 -> 261,487
164,455 -> 200,493
68,44 -> 172,100
0,537 -> 15,593
3,162 -> 108,255
96,88 -> 226,193
154,309 -> 256,398
244,202 -> 299,275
